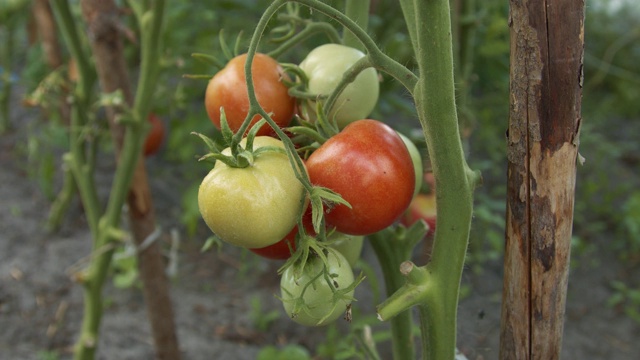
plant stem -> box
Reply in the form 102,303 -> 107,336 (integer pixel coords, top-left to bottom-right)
268,22 -> 341,59
342,0 -> 369,51
410,0 -> 478,358
369,230 -> 416,360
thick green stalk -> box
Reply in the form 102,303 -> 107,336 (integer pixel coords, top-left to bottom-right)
412,0 -> 477,359
398,0 -> 418,54
342,0 -> 369,51
103,0 -> 165,225
77,4 -> 166,359
51,1 -> 166,358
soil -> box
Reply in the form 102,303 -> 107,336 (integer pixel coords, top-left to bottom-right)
1,99 -> 639,360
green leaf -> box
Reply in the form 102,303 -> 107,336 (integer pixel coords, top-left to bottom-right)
191,132 -> 220,153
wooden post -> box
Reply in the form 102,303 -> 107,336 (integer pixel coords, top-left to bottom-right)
500,0 -> 585,359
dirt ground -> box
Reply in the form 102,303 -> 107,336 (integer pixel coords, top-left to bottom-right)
1,102 -> 639,360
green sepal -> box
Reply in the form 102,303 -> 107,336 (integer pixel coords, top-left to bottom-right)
308,186 -> 351,234
191,132 -> 220,153
219,108 -> 235,147
190,52 -> 224,69
218,29 -> 234,61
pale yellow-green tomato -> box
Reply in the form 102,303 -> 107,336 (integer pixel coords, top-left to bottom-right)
299,44 -> 379,128
280,251 -> 355,326
198,136 -> 306,248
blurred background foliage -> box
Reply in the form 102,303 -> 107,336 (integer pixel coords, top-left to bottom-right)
1,0 -> 638,285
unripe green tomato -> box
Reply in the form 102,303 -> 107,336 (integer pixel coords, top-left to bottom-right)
280,251 -> 354,326
198,137 -> 307,248
329,233 -> 364,267
299,44 -> 379,128
398,132 -> 423,197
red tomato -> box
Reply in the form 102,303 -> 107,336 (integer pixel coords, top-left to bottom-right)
306,119 -> 415,235
144,113 -> 165,156
204,53 -> 295,136
401,192 -> 437,237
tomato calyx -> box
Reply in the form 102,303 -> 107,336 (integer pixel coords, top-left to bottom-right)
189,30 -> 246,78
193,112 -> 286,169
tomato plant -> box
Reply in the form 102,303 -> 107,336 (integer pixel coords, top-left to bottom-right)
250,209 -> 363,265
306,119 -> 415,235
143,113 -> 165,156
298,44 -> 379,128
198,136 -> 307,248
204,53 -> 295,136
280,250 -> 355,326
250,209 -> 314,260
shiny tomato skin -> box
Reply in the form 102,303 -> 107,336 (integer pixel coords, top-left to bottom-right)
299,44 -> 379,128
198,137 -> 306,248
306,120 -> 415,235
143,113 -> 165,156
204,53 -> 295,136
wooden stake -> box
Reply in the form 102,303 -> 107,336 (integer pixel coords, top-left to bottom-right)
500,1 -> 585,359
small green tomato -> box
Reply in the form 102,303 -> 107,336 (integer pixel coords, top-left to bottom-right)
299,44 -> 379,128
280,251 -> 355,326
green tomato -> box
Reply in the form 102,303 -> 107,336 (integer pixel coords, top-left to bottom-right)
398,132 -> 423,197
280,251 -> 355,326
299,44 -> 379,128
198,136 -> 306,248
329,233 -> 364,267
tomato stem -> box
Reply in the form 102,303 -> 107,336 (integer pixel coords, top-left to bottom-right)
341,0 -> 369,52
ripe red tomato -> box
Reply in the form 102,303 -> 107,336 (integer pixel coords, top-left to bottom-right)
204,53 -> 295,136
144,113 -> 165,156
306,120 -> 415,235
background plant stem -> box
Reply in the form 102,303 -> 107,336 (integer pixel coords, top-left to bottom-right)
342,0 -> 369,51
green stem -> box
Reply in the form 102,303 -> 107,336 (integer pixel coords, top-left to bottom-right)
289,0 -> 418,92
322,55 -> 373,121
369,232 -> 416,360
268,21 -> 341,59
409,0 -> 478,359
51,1 -> 166,358
398,0 -> 417,53
103,0 -> 165,225
342,0 -> 369,51
50,0 -> 94,102
132,0 -> 165,119
47,163 -> 77,232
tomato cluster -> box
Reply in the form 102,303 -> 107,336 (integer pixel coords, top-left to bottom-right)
197,46 -> 423,327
